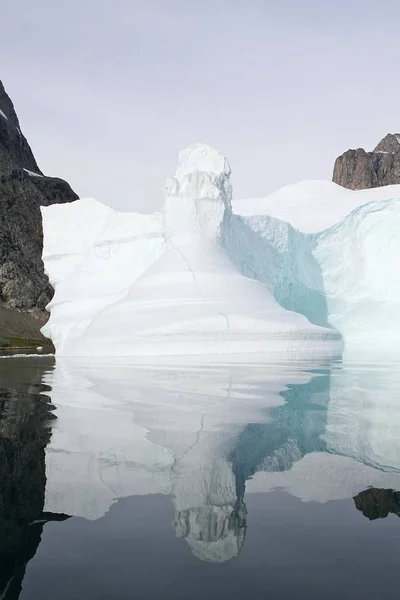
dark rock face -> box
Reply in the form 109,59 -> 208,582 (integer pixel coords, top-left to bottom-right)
333,133 -> 400,190
0,81 -> 78,347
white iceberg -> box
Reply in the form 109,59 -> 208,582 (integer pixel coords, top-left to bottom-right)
41,143 -> 400,357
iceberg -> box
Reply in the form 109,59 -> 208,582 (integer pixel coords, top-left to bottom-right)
41,143 -> 400,357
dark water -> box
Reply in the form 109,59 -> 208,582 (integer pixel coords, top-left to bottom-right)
0,357 -> 400,600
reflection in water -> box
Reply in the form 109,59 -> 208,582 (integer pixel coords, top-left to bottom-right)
0,358 -> 69,599
354,488 -> 400,521
42,358 -> 400,563
43,359 -> 298,562
231,370 -> 330,484
172,464 -> 247,563
170,429 -> 248,562
0,356 -> 399,597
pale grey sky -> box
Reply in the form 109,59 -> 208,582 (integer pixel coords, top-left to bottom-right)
2,0 -> 400,211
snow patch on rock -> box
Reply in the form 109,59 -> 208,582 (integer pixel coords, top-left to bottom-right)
23,168 -> 43,177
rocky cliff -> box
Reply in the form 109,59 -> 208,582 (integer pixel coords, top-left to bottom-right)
333,133 -> 400,189
0,81 -> 78,348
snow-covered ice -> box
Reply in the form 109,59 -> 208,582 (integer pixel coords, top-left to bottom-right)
233,179 -> 400,233
41,143 -> 400,357
41,198 -> 164,352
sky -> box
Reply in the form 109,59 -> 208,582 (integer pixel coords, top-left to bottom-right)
2,0 -> 400,212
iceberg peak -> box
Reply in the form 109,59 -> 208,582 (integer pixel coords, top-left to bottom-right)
174,143 -> 231,179
164,144 -> 232,244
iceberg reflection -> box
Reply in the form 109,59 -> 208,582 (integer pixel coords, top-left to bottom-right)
43,358 -> 400,562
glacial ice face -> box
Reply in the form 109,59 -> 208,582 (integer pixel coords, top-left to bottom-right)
230,196 -> 400,351
314,199 -> 400,350
41,200 -> 164,354
41,144 -> 400,357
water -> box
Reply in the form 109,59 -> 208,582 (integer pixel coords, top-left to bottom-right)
0,356 -> 400,599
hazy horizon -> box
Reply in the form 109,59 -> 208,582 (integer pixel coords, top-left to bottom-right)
2,0 -> 400,211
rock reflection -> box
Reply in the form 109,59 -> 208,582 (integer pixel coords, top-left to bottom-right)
0,358 -> 68,599
354,488 -> 400,521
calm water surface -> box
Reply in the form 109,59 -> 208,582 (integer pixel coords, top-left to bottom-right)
0,356 -> 399,600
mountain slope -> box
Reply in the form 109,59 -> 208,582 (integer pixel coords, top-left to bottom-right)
333,133 -> 400,190
0,80 -> 78,348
